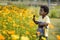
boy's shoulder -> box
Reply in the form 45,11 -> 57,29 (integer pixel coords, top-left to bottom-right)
45,16 -> 50,19
39,15 -> 49,18
46,15 -> 49,17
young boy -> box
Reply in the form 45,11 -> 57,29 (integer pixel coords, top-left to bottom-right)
33,5 -> 50,40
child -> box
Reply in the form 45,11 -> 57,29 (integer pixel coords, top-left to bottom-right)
33,5 -> 50,40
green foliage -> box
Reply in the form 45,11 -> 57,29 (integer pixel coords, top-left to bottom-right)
49,9 -> 57,18
49,6 -> 60,18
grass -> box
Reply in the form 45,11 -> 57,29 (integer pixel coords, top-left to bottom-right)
49,18 -> 60,40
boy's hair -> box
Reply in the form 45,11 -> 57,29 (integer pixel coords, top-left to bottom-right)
40,5 -> 49,14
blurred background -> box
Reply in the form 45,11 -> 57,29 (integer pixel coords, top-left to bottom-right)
0,0 -> 60,40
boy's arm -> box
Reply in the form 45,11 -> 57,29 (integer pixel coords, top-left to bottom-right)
32,15 -> 47,26
39,22 -> 48,26
33,15 -> 39,24
33,15 -> 49,26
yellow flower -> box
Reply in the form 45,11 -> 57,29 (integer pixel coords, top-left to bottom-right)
3,25 -> 6,28
29,21 -> 35,27
20,24 -> 25,29
0,11 -> 2,13
2,22 -> 6,25
2,30 -> 7,34
13,23 -> 17,27
21,36 -> 29,40
22,11 -> 28,17
20,13 -> 23,16
7,16 -> 12,22
20,16 -> 23,21
11,34 -> 19,40
3,14 -> 6,17
5,9 -> 10,13
0,12 -> 3,17
42,37 -> 46,40
32,35 -> 36,37
25,31 -> 30,35
16,15 -> 19,18
7,30 -> 15,35
0,6 -> 2,9
2,22 -> 6,28
3,8 -> 10,14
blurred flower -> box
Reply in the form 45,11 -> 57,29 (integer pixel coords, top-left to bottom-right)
0,34 -> 5,40
25,31 -> 30,35
32,35 -> 36,38
7,16 -> 12,22
0,12 -> 3,17
2,22 -> 6,28
56,35 -> 60,40
20,24 -> 25,29
2,30 -> 7,34
13,23 -> 17,27
20,13 -> 23,16
11,34 -> 19,40
3,8 -> 10,14
7,30 -> 15,35
37,32 -> 40,36
20,16 -> 23,21
2,22 -> 6,25
5,9 -> 10,14
21,36 -> 29,40
0,6 -> 37,40
52,32 -> 56,35
49,24 -> 54,29
29,21 -> 35,27
42,37 -> 46,40
3,25 -> 6,29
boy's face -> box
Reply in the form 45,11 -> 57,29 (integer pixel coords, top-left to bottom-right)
39,8 -> 46,16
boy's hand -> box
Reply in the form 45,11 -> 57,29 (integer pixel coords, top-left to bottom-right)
33,15 -> 35,18
33,15 -> 35,20
32,15 -> 39,24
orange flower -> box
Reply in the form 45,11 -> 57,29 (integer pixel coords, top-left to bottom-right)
0,34 -> 5,40
56,35 -> 60,40
37,32 -> 40,36
49,24 -> 54,29
7,30 -> 15,35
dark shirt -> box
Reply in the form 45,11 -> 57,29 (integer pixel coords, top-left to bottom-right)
38,25 -> 44,28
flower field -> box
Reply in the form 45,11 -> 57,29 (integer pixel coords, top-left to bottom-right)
0,5 -> 39,40
0,5 -> 60,40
